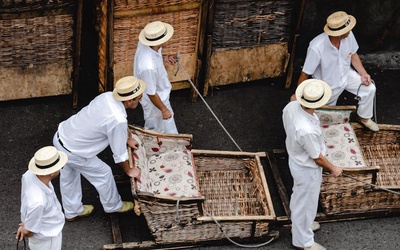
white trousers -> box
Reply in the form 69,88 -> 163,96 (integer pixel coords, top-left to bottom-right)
289,158 -> 322,248
326,69 -> 376,119
53,134 -> 123,218
28,232 -> 62,250
143,102 -> 178,134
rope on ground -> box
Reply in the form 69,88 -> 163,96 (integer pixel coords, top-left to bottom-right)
175,54 -> 243,152
175,196 -> 276,248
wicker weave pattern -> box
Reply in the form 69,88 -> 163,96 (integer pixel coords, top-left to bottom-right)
0,0 -> 70,9
113,9 -> 199,64
355,127 -> 400,187
320,124 -> 400,215
0,15 -> 73,67
114,0 -> 194,10
195,156 -> 270,217
212,0 -> 292,48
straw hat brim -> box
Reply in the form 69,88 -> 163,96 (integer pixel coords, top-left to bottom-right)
296,79 -> 332,109
324,15 -> 356,36
139,23 -> 174,46
113,80 -> 146,101
29,151 -> 68,176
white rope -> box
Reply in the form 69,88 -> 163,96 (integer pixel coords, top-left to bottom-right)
341,173 -> 400,195
174,196 -> 276,248
175,54 -> 243,152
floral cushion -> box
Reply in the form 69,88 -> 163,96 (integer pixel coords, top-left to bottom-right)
147,150 -> 200,197
322,124 -> 367,168
315,109 -> 352,125
131,132 -> 200,197
135,130 -> 192,158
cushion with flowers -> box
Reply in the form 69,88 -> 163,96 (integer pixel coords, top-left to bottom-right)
130,132 -> 200,198
322,123 -> 367,168
315,109 -> 352,126
134,130 -> 192,158
147,150 -> 200,197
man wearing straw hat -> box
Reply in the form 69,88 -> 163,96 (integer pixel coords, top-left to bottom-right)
134,20 -> 179,134
283,79 -> 343,250
53,76 -> 146,222
16,146 -> 68,250
295,11 -> 378,132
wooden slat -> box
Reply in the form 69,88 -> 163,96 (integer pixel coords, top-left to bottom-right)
109,213 -> 123,249
72,0 -> 83,108
266,149 -> 291,217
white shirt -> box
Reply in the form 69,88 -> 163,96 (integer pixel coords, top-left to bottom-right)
302,31 -> 359,89
282,101 -> 326,168
20,170 -> 64,240
134,41 -> 172,108
57,92 -> 129,163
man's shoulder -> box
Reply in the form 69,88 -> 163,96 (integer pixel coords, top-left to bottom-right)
309,33 -> 328,47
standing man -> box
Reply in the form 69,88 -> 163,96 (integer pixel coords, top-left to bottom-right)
134,20 -> 179,134
53,76 -> 146,221
283,79 -> 343,250
17,146 -> 68,250
296,11 -> 378,132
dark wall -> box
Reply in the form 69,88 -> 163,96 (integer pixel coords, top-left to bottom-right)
295,0 -> 400,60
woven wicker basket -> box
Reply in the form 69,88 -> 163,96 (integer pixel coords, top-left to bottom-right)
129,126 -> 275,244
0,0 -> 75,100
320,123 -> 400,215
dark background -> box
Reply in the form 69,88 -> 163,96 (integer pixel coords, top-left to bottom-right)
1,0 -> 400,249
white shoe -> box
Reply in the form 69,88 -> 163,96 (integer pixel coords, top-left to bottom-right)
357,117 -> 379,132
311,221 -> 321,231
296,242 -> 326,250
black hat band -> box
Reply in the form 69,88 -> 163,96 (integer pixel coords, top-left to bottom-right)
328,19 -> 351,31
118,85 -> 141,97
145,30 -> 167,42
302,94 -> 324,103
36,157 -> 60,169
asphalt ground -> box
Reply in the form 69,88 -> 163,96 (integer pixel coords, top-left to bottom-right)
1,69 -> 400,249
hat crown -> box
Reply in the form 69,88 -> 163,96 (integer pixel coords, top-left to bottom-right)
113,76 -> 146,101
143,21 -> 167,40
34,146 -> 59,167
302,81 -> 324,101
327,11 -> 350,29
115,76 -> 139,94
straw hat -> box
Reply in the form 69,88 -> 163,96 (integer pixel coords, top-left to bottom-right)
296,79 -> 332,109
113,76 -> 146,101
139,21 -> 174,46
29,146 -> 68,176
324,11 -> 356,36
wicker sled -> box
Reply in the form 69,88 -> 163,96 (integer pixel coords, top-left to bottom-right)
128,125 -> 276,245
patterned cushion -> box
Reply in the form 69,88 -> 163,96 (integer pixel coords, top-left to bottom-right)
131,134 -> 152,191
322,124 -> 367,168
315,109 -> 352,125
135,130 -> 192,158
131,132 -> 200,197
147,150 -> 200,197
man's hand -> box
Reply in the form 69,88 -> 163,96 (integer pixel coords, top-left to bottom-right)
16,223 -> 32,241
330,166 -> 343,177
161,109 -> 172,120
126,167 -> 141,179
166,55 -> 177,65
127,137 -> 139,150
290,93 -> 297,102
361,73 -> 372,86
